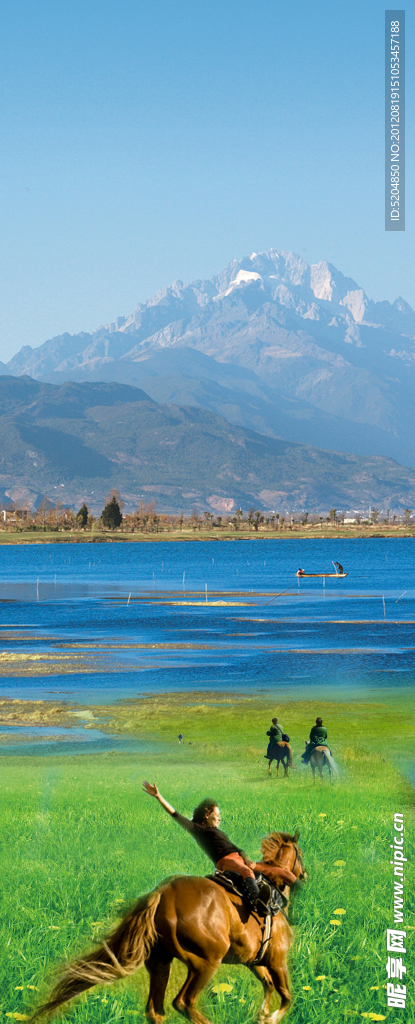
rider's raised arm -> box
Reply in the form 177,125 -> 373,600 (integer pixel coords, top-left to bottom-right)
143,781 -> 176,816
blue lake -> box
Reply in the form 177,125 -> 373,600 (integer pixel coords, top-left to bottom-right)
0,538 -> 414,725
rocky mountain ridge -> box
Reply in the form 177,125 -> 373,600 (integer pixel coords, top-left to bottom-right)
1,376 -> 415,516
5,249 -> 415,466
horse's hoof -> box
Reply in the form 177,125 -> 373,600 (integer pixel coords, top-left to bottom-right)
173,999 -> 186,1014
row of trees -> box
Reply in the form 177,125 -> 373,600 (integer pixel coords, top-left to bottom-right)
1,493 -> 414,533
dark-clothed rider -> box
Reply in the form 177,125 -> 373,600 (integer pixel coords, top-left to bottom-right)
265,717 -> 283,759
301,717 -> 328,764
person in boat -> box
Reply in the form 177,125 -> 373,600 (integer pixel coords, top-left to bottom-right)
297,568 -> 305,576
334,562 -> 344,574
265,717 -> 283,759
301,717 -> 329,764
143,780 -> 285,912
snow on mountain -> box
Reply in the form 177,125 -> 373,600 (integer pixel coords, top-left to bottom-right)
5,249 -> 415,466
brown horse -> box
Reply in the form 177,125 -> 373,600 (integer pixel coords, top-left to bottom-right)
309,745 -> 338,783
267,742 -> 293,777
33,832 -> 305,1024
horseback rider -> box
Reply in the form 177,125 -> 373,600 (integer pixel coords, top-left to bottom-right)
301,717 -> 329,764
265,716 -> 283,759
143,781 -> 273,913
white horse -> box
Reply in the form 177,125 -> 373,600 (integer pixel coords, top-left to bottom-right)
309,745 -> 339,783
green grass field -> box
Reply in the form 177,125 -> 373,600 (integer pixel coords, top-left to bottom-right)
0,692 -> 413,1024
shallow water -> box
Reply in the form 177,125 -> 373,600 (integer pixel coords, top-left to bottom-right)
0,538 -> 414,753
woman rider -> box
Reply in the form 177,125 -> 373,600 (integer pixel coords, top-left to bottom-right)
143,781 -> 276,912
301,716 -> 329,764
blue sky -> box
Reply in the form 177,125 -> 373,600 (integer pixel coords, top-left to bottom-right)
0,0 -> 412,361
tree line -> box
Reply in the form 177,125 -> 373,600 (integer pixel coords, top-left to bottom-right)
1,493 -> 414,533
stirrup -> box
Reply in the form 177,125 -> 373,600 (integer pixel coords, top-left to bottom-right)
257,880 -> 271,903
256,880 -> 271,915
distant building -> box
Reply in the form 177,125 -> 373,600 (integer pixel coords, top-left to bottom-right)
2,509 -> 32,523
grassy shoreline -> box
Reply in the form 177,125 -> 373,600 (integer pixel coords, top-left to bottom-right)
3,689 -> 415,758
1,525 -> 415,543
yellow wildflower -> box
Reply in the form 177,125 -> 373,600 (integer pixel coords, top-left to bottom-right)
318,813 -> 327,817
212,983 -> 233,994
370,986 -> 379,990
330,919 -> 341,926
6,1016 -> 30,1021
333,908 -> 346,914
337,820 -> 345,824
14,988 -> 24,992
26,986 -> 37,991
316,975 -> 326,980
302,986 -> 311,991
334,860 -> 346,866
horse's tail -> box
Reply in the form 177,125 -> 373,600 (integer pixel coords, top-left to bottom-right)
285,742 -> 293,767
32,888 -> 162,1020
323,751 -> 339,777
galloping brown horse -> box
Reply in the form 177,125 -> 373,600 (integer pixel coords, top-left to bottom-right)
267,741 -> 293,777
34,831 -> 305,1024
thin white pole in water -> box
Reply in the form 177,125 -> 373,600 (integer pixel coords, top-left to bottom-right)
383,595 -> 386,618
36,578 -> 39,601
205,584 -> 208,603
127,592 -> 131,606
183,571 -> 185,596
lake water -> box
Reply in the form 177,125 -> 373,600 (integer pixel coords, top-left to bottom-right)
0,538 -> 414,752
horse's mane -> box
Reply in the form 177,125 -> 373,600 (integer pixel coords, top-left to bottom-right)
260,831 -> 296,863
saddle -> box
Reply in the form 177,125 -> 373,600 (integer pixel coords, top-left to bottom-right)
207,870 -> 287,918
207,870 -> 287,967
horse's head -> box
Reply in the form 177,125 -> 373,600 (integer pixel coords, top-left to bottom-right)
260,829 -> 305,883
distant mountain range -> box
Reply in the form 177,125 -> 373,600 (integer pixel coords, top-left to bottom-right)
4,249 -> 415,472
2,376 -> 415,515
2,249 -> 415,512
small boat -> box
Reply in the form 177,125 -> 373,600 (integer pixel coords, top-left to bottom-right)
296,571 -> 348,578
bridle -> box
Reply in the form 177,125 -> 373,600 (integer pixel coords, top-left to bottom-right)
279,838 -> 305,885
250,836 -> 305,967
